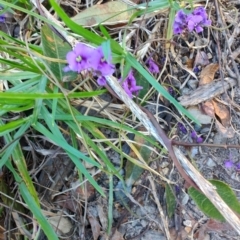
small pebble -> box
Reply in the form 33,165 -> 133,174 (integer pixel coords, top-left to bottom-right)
181,192 -> 189,205
206,158 -> 216,167
183,220 -> 192,227
162,168 -> 169,175
187,79 -> 198,89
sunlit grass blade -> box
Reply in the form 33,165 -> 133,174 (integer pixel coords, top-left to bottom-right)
0,117 -> 31,137
0,90 -> 105,100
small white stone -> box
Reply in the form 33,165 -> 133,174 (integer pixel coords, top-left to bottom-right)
206,158 -> 216,167
183,219 -> 192,227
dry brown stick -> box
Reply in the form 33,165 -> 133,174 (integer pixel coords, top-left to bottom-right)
172,140 -> 240,149
148,176 -> 171,240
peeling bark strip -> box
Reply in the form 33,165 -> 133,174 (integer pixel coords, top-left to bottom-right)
178,77 -> 236,107
106,75 -> 240,235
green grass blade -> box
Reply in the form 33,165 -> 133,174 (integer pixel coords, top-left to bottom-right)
33,122 -> 105,196
5,161 -> 59,240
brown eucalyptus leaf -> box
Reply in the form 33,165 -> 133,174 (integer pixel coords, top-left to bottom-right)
48,216 -> 72,234
88,214 -> 101,240
111,230 -> 124,240
194,51 -> 209,66
199,63 -> 219,85
212,100 -> 230,127
71,1 -> 135,27
202,101 -> 215,118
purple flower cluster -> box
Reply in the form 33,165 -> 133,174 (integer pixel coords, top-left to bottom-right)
121,70 -> 143,98
173,7 -> 211,34
178,124 -> 203,143
64,43 -> 146,98
191,131 -> 203,143
64,43 -> 115,86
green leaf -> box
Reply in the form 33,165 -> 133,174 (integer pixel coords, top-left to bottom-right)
5,161 -> 59,240
189,179 -> 240,221
209,180 -> 240,214
188,187 -> 225,221
41,24 -> 77,81
165,184 -> 176,218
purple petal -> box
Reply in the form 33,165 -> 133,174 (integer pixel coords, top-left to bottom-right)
195,25 -> 203,33
91,47 -> 115,76
121,70 -> 142,98
147,58 -> 159,73
191,131 -> 197,139
66,51 -> 79,72
224,160 -> 234,168
175,10 -> 187,23
97,76 -> 107,86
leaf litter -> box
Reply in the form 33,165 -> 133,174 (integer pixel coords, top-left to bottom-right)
1,0 -> 240,239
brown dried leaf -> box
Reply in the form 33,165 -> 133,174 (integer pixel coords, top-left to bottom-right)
202,101 -> 215,118
111,230 -> 124,240
88,214 -> 101,240
195,219 -> 233,239
199,63 -> 219,85
54,195 -> 81,215
48,216 -> 72,234
186,58 -> 194,69
194,51 -> 209,66
212,100 -> 230,127
73,181 -> 95,200
97,203 -> 108,230
215,119 -> 234,138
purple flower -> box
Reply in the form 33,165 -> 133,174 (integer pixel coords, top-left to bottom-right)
0,15 -> 5,23
175,9 -> 188,24
187,14 -> 204,33
235,163 -> 240,170
191,131 -> 197,139
147,58 -> 159,74
196,137 -> 203,143
224,160 -> 234,169
178,123 -> 187,134
92,46 -> 115,76
193,7 -> 212,26
173,7 -> 211,35
0,6 -> 6,23
64,43 -> 93,73
121,70 -> 143,98
97,76 -> 107,86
